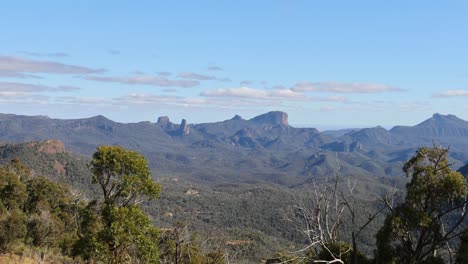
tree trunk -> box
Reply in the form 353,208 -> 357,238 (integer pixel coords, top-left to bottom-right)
351,232 -> 357,264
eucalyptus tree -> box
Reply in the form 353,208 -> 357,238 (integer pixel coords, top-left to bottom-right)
376,146 -> 468,264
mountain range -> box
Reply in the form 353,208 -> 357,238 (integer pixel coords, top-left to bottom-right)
0,111 -> 467,186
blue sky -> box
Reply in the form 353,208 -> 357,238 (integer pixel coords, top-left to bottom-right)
1,1 -> 468,129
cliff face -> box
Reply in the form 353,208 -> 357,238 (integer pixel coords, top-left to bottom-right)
249,111 -> 289,126
28,140 -> 65,154
179,119 -> 190,135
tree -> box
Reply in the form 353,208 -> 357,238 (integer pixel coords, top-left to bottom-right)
88,145 -> 160,207
73,145 -> 161,263
0,159 -> 79,260
281,161 -> 378,264
456,228 -> 468,263
159,222 -> 226,264
0,161 -> 28,252
376,146 -> 468,264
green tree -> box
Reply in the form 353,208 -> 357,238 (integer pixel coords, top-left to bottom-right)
73,146 -> 161,263
376,146 -> 468,264
0,159 -> 78,256
89,145 -> 160,207
24,177 -> 76,250
0,161 -> 28,252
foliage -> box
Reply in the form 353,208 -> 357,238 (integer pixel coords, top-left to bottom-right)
159,222 -> 226,264
72,145 -> 162,263
89,145 -> 160,206
375,146 -> 468,264
0,159 -> 78,256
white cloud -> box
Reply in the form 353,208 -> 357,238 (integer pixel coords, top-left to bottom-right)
292,82 -> 403,93
0,71 -> 41,79
81,75 -> 199,88
200,87 -> 305,100
19,51 -> 69,58
177,72 -> 231,82
199,87 -> 348,104
177,72 -> 216,80
0,81 -> 79,105
207,66 -> 223,71
157,72 -> 172,77
434,90 -> 468,97
0,81 -> 80,93
0,56 -> 103,75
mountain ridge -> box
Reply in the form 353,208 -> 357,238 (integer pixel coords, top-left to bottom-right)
0,112 -> 467,185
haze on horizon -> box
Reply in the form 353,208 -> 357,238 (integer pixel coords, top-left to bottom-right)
1,1 -> 468,128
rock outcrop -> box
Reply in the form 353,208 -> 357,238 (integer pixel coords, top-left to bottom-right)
179,119 -> 190,135
249,111 -> 288,126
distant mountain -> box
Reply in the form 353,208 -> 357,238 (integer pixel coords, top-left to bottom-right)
391,113 -> 468,138
343,126 -> 400,146
249,111 -> 289,126
0,112 -> 466,185
322,128 -> 359,138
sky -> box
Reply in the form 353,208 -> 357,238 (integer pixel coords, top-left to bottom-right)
1,1 -> 468,129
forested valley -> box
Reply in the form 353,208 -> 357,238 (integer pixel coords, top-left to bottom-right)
0,112 -> 467,263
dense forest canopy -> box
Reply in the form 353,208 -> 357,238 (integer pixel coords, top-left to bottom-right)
0,143 -> 466,263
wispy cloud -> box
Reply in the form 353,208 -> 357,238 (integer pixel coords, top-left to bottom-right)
19,51 -> 69,58
177,72 -> 231,82
0,71 -> 41,79
81,75 -> 199,88
240,80 -> 254,86
207,66 -> 223,71
157,72 -> 172,77
0,81 -> 79,104
108,49 -> 121,55
163,88 -> 178,93
200,87 -> 349,105
0,81 -> 80,93
0,56 -> 104,75
177,72 -> 216,80
291,82 -> 403,93
433,89 -> 468,97
61,94 -> 208,107
200,87 -> 304,100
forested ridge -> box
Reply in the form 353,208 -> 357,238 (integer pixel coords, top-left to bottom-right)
0,140 -> 466,263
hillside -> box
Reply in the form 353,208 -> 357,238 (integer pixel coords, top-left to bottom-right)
0,140 -> 94,192
0,141 -> 303,261
0,140 -> 397,262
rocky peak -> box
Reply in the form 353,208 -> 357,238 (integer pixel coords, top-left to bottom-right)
157,116 -> 170,126
415,113 -> 467,128
249,111 -> 289,126
231,115 -> 243,121
179,119 -> 190,135
28,139 -> 66,154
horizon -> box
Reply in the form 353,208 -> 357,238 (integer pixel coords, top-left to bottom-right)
2,1 -> 468,127
1,110 -> 463,132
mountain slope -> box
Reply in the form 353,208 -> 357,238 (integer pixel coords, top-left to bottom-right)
0,139 -> 94,192
0,112 -> 466,185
